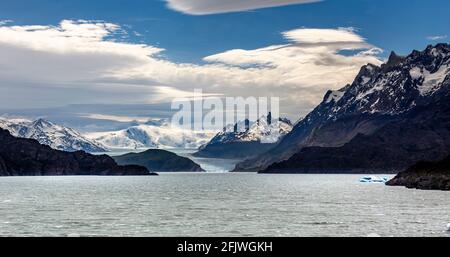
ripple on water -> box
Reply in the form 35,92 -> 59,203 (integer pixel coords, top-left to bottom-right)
0,174 -> 448,237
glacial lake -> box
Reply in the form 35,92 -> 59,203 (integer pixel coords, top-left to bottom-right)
0,173 -> 449,237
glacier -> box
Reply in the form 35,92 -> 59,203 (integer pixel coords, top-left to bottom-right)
86,124 -> 217,150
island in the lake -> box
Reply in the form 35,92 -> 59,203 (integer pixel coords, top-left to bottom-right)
387,156 -> 450,191
114,149 -> 205,172
0,128 -> 157,176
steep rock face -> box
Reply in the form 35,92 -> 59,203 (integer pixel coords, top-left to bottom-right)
195,115 -> 292,160
114,149 -> 205,172
387,156 -> 450,191
236,44 -> 450,172
0,118 -> 107,153
0,128 -> 156,176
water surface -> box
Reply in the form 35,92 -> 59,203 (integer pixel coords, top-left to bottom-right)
0,174 -> 448,237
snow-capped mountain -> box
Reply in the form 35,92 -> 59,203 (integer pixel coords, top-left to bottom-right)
86,123 -> 216,150
0,118 -> 107,152
235,43 -> 450,172
208,114 -> 293,145
194,114 -> 293,159
321,44 -> 450,119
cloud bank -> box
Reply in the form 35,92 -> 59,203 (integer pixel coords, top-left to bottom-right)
165,0 -> 321,15
0,20 -> 382,119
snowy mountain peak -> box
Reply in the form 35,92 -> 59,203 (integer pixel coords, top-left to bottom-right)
207,115 -> 293,145
313,43 -> 450,120
0,117 -> 107,152
31,118 -> 53,128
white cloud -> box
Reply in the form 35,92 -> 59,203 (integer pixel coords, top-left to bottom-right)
78,113 -> 151,123
0,20 -> 382,119
165,0 -> 321,15
0,20 -> 13,26
427,35 -> 447,41
283,27 -> 365,43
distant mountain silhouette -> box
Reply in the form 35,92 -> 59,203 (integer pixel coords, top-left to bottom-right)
114,149 -> 205,172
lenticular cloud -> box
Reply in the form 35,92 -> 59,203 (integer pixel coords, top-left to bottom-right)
165,0 -> 321,15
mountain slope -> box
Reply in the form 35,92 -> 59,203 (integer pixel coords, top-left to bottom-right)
114,149 -> 205,172
0,118 -> 107,153
262,89 -> 450,173
0,128 -> 156,176
235,44 -> 450,172
194,115 -> 293,159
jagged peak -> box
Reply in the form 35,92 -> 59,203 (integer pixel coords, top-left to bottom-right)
349,63 -> 380,91
313,43 -> 450,120
31,118 -> 53,127
387,51 -> 405,65
407,43 -> 450,60
426,43 -> 450,52
380,51 -> 406,71
355,63 -> 379,79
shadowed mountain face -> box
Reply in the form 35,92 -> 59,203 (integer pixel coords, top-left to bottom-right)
262,90 -> 450,173
114,149 -> 205,172
0,128 -> 155,176
387,156 -> 450,191
235,44 -> 450,173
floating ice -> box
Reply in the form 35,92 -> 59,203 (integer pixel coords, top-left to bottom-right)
359,176 -> 388,183
447,223 -> 450,232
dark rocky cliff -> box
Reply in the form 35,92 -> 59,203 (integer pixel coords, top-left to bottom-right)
386,156 -> 450,191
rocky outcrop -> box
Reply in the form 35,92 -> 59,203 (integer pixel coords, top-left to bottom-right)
114,149 -> 205,172
0,128 -> 156,176
386,156 -> 450,191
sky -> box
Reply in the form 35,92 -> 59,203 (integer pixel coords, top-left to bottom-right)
0,0 -> 449,130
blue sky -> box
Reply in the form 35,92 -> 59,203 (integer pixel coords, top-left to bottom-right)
1,0 -> 448,63
0,0 -> 449,129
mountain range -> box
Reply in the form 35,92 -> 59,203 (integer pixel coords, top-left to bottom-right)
0,117 -> 107,153
86,121 -> 216,150
235,43 -> 450,173
194,114 -> 293,159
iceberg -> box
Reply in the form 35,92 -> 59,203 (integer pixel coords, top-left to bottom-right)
359,176 -> 389,183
